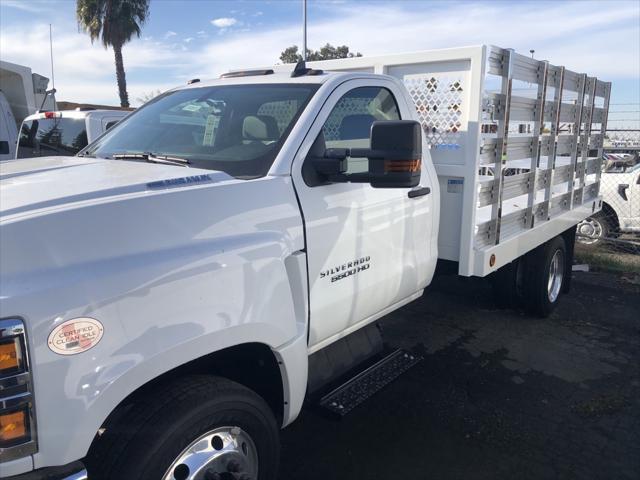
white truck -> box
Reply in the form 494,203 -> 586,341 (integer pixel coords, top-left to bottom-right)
0,45 -> 610,480
577,157 -> 640,243
16,109 -> 129,160
0,61 -> 54,161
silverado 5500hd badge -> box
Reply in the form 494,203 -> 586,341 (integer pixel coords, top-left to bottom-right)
320,256 -> 371,283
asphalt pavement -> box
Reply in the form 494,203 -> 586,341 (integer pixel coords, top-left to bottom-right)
280,270 -> 640,480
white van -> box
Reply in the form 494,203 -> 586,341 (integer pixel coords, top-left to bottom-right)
16,109 -> 129,159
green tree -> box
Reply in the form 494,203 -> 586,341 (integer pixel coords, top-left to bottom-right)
279,43 -> 362,64
77,0 -> 150,107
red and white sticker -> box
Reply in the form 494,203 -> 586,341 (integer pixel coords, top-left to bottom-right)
48,318 -> 104,355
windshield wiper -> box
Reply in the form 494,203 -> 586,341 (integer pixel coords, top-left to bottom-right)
147,153 -> 190,166
111,152 -> 190,167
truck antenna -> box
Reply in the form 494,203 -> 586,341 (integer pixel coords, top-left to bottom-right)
302,0 -> 307,62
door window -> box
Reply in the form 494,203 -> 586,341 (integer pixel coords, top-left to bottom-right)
320,87 -> 400,174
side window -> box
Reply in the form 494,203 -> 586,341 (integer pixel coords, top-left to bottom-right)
105,121 -> 119,130
321,87 -> 400,174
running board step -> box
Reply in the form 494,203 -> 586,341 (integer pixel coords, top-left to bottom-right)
318,349 -> 422,416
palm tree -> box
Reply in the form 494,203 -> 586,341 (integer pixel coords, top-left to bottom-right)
76,0 -> 150,107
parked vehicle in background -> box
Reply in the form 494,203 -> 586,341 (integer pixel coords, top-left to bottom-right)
0,91 -> 19,159
603,152 -> 637,172
0,61 -> 54,161
577,156 -> 640,244
0,46 -> 610,480
16,109 -> 129,159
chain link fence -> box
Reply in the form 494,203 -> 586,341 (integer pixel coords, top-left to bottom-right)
575,129 -> 639,271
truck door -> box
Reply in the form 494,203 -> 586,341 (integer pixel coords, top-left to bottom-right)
291,79 -> 437,351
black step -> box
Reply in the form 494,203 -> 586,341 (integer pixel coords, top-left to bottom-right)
318,348 -> 422,416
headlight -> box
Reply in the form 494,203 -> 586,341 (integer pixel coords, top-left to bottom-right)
0,318 -> 37,461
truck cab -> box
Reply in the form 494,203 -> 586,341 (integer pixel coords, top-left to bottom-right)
0,60 -> 54,161
15,109 -> 129,160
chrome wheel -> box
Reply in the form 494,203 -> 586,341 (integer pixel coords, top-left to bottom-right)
547,250 -> 564,303
577,217 -> 603,245
163,426 -> 258,480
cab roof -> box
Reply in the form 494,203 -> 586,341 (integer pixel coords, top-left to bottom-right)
176,70 -> 390,91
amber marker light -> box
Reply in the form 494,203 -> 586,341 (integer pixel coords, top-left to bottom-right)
0,409 -> 28,445
0,339 -> 20,373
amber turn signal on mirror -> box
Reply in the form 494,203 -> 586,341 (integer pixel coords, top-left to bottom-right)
384,159 -> 421,173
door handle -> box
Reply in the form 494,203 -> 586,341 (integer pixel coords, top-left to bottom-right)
408,187 -> 431,199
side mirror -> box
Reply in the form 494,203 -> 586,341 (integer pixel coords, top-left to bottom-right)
366,120 -> 422,188
311,120 -> 422,188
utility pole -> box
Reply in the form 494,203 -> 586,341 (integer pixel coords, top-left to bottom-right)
302,0 -> 307,61
49,24 -> 56,90
49,23 -> 57,110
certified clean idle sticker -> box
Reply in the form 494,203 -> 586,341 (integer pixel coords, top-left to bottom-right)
48,318 -> 104,355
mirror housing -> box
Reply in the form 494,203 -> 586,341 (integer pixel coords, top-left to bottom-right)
366,120 -> 422,188
310,120 -> 422,188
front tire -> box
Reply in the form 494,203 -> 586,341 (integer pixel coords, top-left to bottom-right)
523,236 -> 567,318
86,375 -> 280,480
576,212 -> 610,245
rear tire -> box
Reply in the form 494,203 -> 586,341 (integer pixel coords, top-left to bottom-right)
523,236 -> 567,318
86,375 -> 280,480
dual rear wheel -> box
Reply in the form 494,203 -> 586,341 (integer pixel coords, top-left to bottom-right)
490,234 -> 568,317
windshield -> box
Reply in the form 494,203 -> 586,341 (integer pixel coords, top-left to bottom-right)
18,117 -> 88,158
83,84 -> 319,178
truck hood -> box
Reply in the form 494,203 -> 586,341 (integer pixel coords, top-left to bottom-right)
0,156 -> 232,219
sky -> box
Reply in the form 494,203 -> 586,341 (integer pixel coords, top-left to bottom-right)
0,0 -> 638,127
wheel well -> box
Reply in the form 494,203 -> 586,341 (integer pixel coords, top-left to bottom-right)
92,343 -> 284,448
599,202 -> 620,229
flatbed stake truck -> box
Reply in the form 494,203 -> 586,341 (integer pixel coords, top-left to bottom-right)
0,45 -> 610,480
